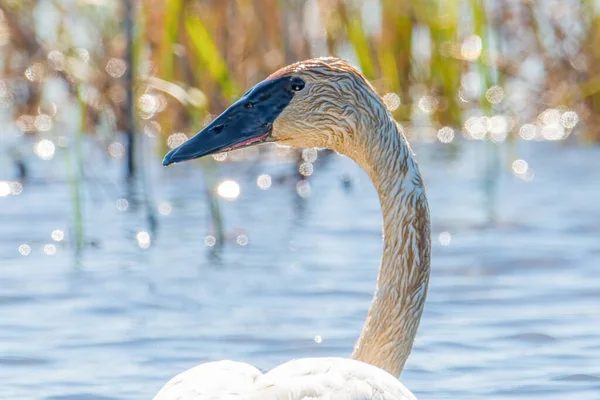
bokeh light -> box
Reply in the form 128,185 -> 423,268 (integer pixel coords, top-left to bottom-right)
0,181 -> 10,197
217,180 -> 240,200
461,35 -> 482,61
296,181 -> 311,198
464,117 -> 487,140
439,232 -> 451,246
560,111 -> 579,129
437,127 -> 454,143
299,162 -> 314,177
418,96 -> 438,114
43,244 -> 57,255
158,202 -> 172,216
34,140 -> 56,160
108,142 -> 125,159
167,133 -> 188,149
138,94 -> 158,119
51,230 -> 65,242
0,181 -> 22,197
257,174 -> 272,190
541,124 -> 565,141
106,58 -> 127,78
18,244 -> 31,256
10,182 -> 23,195
489,116 -> 508,143
136,231 -> 151,249
212,153 -> 228,162
116,198 -> 129,211
383,93 -> 401,112
236,234 -> 248,246
512,159 -> 528,175
34,114 -> 52,131
519,124 -> 537,140
485,86 -> 504,105
204,235 -> 216,247
302,148 -> 318,163
16,115 -> 35,133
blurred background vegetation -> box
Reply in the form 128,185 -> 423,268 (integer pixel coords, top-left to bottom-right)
1,0 -> 598,252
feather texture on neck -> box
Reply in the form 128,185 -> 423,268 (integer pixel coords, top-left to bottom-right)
334,88 -> 431,378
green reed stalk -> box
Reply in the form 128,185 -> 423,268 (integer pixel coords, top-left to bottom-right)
470,0 -> 499,223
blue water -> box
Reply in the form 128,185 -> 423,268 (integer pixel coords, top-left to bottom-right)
1,141 -> 600,399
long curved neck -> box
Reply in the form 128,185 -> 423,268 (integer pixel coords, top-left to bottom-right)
341,107 -> 431,377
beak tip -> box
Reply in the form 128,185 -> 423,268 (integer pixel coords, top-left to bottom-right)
162,149 -> 177,166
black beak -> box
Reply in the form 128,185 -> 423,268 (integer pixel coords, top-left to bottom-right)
163,76 -> 304,166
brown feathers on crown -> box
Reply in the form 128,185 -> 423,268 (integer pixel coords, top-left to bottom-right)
267,57 -> 373,89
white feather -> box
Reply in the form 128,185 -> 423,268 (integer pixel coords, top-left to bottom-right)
153,358 -> 415,400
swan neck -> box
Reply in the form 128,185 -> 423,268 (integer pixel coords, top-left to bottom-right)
348,112 -> 431,378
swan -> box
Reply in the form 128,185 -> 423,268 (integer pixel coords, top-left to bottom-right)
158,57 -> 431,400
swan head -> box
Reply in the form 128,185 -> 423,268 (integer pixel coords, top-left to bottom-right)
163,57 -> 378,166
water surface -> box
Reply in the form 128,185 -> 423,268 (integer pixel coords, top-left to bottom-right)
1,141 -> 599,399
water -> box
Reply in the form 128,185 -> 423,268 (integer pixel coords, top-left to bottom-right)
1,141 -> 600,399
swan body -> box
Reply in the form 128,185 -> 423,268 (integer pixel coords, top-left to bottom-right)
153,358 -> 415,400
159,57 -> 431,400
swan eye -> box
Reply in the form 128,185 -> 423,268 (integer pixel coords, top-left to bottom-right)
290,78 -> 305,92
